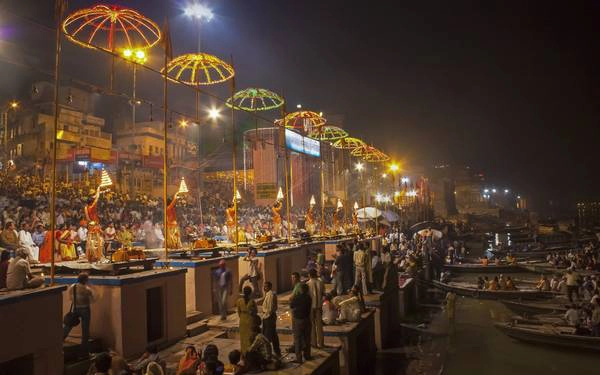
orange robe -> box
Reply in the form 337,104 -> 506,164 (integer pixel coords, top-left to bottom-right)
38,231 -> 57,263
166,196 -> 182,249
85,192 -> 100,223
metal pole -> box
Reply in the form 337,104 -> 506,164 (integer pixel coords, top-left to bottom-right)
132,64 -> 136,127
162,27 -> 169,261
284,145 -> 291,242
50,0 -> 65,285
320,157 -> 325,236
230,58 -> 239,251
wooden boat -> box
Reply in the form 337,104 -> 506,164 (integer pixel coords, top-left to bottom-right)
491,246 -> 574,259
518,263 -> 600,276
431,280 -> 555,300
501,300 -> 568,316
442,263 -> 522,273
494,322 -> 600,352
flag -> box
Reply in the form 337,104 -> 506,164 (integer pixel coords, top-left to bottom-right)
162,18 -> 173,61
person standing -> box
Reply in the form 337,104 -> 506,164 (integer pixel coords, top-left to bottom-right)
332,247 -> 345,295
353,244 -> 369,296
306,269 -> 324,348
260,281 -> 281,357
213,259 -> 233,320
63,272 -> 95,357
289,283 -> 312,363
291,272 -> 302,296
566,269 -> 580,302
239,249 -> 261,297
236,286 -> 258,355
445,291 -> 457,322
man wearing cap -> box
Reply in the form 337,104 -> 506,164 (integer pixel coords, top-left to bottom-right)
213,259 -> 233,320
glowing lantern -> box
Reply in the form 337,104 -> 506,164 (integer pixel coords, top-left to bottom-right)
99,169 -> 113,188
177,177 -> 189,194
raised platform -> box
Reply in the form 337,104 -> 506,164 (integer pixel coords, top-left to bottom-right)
205,304 -> 375,375
0,286 -> 67,375
39,258 -> 157,276
238,244 -> 312,293
155,255 -> 239,315
49,268 -> 187,358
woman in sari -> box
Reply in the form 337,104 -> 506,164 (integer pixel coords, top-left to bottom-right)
236,286 -> 258,354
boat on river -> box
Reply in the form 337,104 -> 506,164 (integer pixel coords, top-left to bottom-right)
501,300 -> 568,316
491,245 -> 574,259
495,322 -> 600,352
442,263 -> 522,273
431,280 -> 555,300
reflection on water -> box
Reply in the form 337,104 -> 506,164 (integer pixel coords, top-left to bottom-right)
438,298 -> 600,375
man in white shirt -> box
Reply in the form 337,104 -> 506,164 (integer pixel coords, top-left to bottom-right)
18,222 -> 39,262
6,247 -> 44,290
261,281 -> 281,357
77,221 -> 88,256
307,268 -> 324,348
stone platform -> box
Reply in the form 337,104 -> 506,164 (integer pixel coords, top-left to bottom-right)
49,268 -> 187,358
0,286 -> 67,375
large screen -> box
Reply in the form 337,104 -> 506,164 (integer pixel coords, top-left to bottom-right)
285,129 -> 321,157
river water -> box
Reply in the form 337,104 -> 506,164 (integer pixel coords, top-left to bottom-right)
440,234 -> 600,375
376,234 -> 600,375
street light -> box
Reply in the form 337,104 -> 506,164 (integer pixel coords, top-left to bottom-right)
208,107 -> 221,120
9,101 -> 19,110
122,48 -> 148,126
355,162 -> 364,172
381,173 -> 387,179
183,2 -> 215,22
179,119 -> 189,128
389,163 -> 399,173
401,177 -> 409,184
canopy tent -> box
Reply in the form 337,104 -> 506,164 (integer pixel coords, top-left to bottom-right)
355,207 -> 382,221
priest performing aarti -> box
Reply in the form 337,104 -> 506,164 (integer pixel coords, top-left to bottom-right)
84,170 -> 112,263
272,200 -> 282,238
166,177 -> 188,250
306,195 -> 316,235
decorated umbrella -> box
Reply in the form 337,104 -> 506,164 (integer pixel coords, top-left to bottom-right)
275,111 -> 326,133
226,88 -> 284,111
363,148 -> 390,163
163,53 -> 235,85
332,137 -> 365,150
62,4 -> 161,52
308,125 -> 348,142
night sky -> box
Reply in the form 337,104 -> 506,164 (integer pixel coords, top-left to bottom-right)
1,0 -> 599,213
